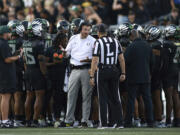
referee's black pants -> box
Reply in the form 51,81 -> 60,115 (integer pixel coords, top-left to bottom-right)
125,83 -> 154,127
97,67 -> 123,127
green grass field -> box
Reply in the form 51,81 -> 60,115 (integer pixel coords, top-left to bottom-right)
0,128 -> 180,135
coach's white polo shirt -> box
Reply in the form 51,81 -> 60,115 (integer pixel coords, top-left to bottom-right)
65,34 -> 96,66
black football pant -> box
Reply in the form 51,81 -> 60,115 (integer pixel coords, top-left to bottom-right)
41,77 -> 52,118
52,80 -> 67,119
125,83 -> 154,126
97,67 -> 123,126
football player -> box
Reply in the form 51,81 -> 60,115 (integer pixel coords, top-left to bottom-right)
31,18 -> 53,127
114,23 -> 132,119
162,25 -> 180,127
146,26 -> 165,127
70,18 -> 84,36
23,23 -> 46,127
56,20 -> 70,36
45,32 -> 68,127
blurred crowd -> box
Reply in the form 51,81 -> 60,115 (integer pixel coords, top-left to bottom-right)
0,0 -> 180,33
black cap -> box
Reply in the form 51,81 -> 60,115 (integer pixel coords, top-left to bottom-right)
97,23 -> 107,33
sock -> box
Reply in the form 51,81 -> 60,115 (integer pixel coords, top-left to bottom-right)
157,119 -> 162,122
20,115 -> 25,121
20,115 -> 25,124
15,115 -> 22,121
134,118 -> 140,120
166,119 -> 171,124
26,120 -> 31,123
2,120 -> 8,123
33,120 -> 38,124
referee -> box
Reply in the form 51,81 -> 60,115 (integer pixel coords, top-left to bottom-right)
90,24 -> 126,128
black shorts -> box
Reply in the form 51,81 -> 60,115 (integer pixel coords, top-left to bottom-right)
24,77 -> 32,91
44,77 -> 52,91
50,80 -> 64,92
119,80 -> 128,92
169,74 -> 178,90
161,74 -> 178,90
16,71 -> 24,92
162,64 -> 179,90
161,76 -> 171,90
151,73 -> 161,91
0,79 -> 16,94
24,67 -> 45,91
0,87 -> 16,94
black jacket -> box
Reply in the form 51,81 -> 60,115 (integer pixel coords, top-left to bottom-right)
125,38 -> 154,84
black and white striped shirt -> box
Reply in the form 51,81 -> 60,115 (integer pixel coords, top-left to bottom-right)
93,36 -> 122,65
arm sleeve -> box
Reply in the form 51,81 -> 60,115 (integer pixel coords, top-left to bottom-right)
93,40 -> 100,56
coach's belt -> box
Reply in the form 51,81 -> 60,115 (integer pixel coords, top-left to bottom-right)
71,64 -> 91,70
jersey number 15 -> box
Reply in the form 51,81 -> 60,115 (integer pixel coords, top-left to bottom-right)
23,48 -> 36,65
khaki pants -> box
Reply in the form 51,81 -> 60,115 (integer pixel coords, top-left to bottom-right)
65,69 -> 92,123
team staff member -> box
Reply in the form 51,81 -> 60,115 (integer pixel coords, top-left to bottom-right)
90,24 -> 125,128
57,20 -> 83,127
124,30 -> 154,127
8,21 -> 25,126
0,25 -> 23,128
65,21 -> 96,127
70,18 -> 85,127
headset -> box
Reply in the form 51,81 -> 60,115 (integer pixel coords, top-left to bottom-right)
78,21 -> 92,32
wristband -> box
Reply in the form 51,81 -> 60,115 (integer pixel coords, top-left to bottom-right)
121,73 -> 126,75
90,76 -> 94,79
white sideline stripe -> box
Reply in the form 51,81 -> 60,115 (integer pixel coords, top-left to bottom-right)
96,69 -> 102,127
0,129 -> 99,132
0,134 -> 14,135
48,133 -> 106,135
